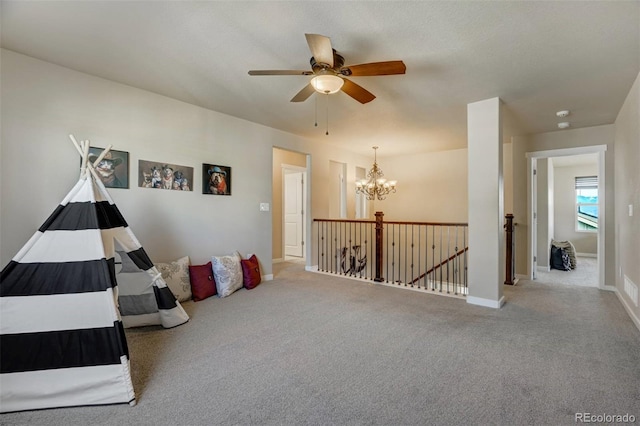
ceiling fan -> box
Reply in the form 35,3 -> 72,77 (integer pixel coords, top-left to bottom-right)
248,34 -> 406,104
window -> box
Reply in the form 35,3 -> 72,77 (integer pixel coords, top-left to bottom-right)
575,176 -> 598,232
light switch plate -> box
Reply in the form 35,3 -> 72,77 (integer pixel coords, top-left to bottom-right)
260,203 -> 270,212
629,204 -> 633,217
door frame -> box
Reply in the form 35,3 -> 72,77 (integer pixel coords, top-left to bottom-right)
282,165 -> 308,259
526,145 -> 606,288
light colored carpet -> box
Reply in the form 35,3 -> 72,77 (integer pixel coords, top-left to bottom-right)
536,256 -> 598,287
2,261 -> 639,425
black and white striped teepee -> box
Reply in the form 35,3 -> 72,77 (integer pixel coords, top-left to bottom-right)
0,136 -> 189,413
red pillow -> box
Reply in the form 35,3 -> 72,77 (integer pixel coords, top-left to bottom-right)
189,262 -> 217,301
241,255 -> 261,289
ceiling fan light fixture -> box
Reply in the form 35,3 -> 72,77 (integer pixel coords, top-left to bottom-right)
310,74 -> 344,94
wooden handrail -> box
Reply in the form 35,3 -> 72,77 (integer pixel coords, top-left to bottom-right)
408,246 -> 469,285
314,218 -> 468,227
313,218 -> 375,224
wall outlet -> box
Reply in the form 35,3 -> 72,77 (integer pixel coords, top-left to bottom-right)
259,203 -> 270,212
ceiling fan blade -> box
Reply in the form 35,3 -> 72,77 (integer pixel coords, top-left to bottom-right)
340,61 -> 406,76
305,33 -> 334,67
341,78 -> 376,104
290,83 -> 316,102
249,70 -> 313,76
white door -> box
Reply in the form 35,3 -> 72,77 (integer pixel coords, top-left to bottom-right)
284,171 -> 304,257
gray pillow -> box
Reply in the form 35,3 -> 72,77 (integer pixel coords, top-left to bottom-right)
211,252 -> 243,298
155,256 -> 192,302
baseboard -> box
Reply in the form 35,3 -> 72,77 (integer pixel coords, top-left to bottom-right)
305,265 -> 318,272
602,285 -> 616,292
516,273 -> 530,281
262,274 -> 274,281
576,252 -> 597,258
614,288 -> 640,333
537,265 -> 550,272
467,295 -> 505,309
272,258 -> 284,263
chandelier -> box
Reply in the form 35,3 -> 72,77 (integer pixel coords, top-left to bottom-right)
355,146 -> 397,201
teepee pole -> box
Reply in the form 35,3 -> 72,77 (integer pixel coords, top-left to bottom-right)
91,144 -> 113,168
81,140 -> 90,179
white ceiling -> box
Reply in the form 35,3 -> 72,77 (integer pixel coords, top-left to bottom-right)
1,1 -> 638,158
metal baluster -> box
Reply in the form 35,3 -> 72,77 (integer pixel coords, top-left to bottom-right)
409,224 -> 414,287
430,225 -> 435,291
417,224 -> 421,289
446,226 -> 450,294
464,225 -> 468,294
392,224 -> 396,285
454,225 -> 459,295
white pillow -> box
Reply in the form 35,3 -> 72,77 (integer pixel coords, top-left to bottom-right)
211,252 -> 243,298
155,256 -> 192,302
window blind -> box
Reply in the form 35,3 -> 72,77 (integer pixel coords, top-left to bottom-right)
575,176 -> 598,189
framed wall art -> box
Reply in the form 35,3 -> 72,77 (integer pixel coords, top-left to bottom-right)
139,160 -> 193,191
203,164 -> 231,195
87,147 -> 129,189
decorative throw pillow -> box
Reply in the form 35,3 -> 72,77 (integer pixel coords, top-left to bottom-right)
241,254 -> 262,289
189,262 -> 216,301
211,252 -> 243,298
155,256 -> 192,302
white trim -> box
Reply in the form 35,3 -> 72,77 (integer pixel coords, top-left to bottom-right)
537,265 -> 550,273
467,295 -> 506,309
525,145 -> 607,159
272,258 -> 284,263
615,289 -> 640,333
602,285 -> 616,292
305,265 -> 319,272
262,274 -> 274,281
526,145 -> 606,289
576,252 -> 597,258
516,273 -> 530,281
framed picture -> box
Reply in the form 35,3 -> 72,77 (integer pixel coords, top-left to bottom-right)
203,164 -> 231,195
138,160 -> 193,191
87,147 -> 129,189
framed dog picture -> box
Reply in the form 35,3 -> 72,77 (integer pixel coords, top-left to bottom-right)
138,160 -> 193,191
203,164 -> 231,195
87,147 -> 129,189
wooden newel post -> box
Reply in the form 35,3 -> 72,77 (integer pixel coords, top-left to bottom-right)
374,211 -> 384,282
504,214 -> 515,285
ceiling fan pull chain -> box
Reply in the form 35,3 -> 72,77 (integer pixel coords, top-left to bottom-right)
326,93 -> 329,135
314,94 -> 318,127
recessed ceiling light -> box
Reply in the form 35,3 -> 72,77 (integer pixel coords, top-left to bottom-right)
556,110 -> 570,118
558,122 -> 570,129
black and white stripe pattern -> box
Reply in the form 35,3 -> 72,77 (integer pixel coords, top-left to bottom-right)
0,175 -> 188,413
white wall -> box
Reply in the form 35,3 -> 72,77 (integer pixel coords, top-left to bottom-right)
614,71 -> 640,328
0,50 -> 371,273
378,143 -> 514,223
381,148 -> 468,222
553,163 -> 598,254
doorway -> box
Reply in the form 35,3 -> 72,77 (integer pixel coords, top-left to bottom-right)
272,147 -> 309,264
527,145 -> 606,288
283,167 -> 306,259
